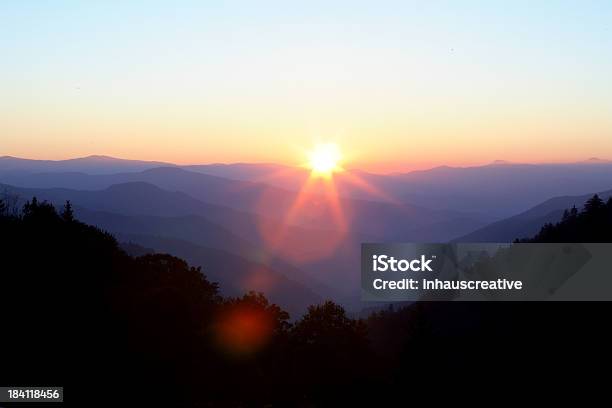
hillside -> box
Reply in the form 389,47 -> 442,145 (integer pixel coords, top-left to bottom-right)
456,189 -> 612,242
0,198 -> 377,405
116,233 -> 321,316
519,194 -> 612,242
0,182 -> 361,294
2,181 -> 611,405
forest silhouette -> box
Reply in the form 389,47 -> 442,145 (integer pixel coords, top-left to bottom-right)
518,194 -> 612,242
1,195 -> 611,406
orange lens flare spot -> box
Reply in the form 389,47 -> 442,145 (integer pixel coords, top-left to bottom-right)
213,306 -> 274,356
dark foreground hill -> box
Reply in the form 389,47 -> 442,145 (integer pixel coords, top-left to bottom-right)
2,196 -> 611,405
0,198 -> 374,406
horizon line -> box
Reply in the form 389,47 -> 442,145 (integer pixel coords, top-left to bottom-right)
1,153 -> 611,175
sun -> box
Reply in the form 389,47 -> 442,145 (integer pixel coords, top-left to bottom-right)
308,143 -> 343,177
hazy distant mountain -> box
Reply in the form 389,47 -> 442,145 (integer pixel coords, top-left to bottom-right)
0,180 -> 354,264
183,162 -> 296,182
581,157 -> 612,164
0,167 -> 485,241
180,160 -> 612,222
12,155 -> 612,236
182,163 -> 391,204
182,160 -> 612,219
370,161 -> 612,218
456,188 -> 612,242
5,155 -> 612,220
0,155 -> 175,174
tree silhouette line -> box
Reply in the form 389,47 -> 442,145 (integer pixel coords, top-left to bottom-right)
1,195 -> 611,405
0,197 -> 378,406
518,194 -> 612,242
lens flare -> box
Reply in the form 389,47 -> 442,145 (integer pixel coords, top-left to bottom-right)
213,305 -> 274,356
253,143 -> 395,265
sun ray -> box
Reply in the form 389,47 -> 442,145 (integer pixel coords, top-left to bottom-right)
337,171 -> 400,204
254,142 -> 401,263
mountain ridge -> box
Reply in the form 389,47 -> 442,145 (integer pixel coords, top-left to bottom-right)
455,188 -> 612,242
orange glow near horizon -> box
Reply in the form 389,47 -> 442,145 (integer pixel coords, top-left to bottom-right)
5,139 -> 612,175
3,2 -> 612,173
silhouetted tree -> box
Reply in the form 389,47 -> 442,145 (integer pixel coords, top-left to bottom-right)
23,196 -> 38,212
562,209 -> 570,222
519,194 -> 612,242
22,197 -> 58,220
61,200 -> 74,222
0,189 -> 20,217
570,205 -> 579,218
289,301 -> 374,404
584,194 -> 605,214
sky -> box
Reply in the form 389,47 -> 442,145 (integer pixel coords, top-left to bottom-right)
1,1 -> 611,172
